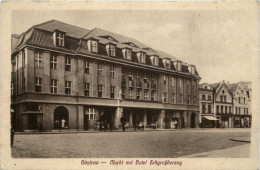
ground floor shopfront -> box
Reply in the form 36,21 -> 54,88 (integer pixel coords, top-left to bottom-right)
11,101 -> 200,131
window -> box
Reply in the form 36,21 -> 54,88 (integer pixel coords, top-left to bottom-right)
154,56 -> 159,66
217,105 -> 219,113
239,107 -> 241,114
172,77 -> 176,86
109,45 -> 116,57
51,55 -> 57,69
208,104 -> 212,113
151,91 -> 155,101
193,96 -> 196,105
236,107 -> 238,114
187,95 -> 190,104
136,89 -> 141,100
144,73 -> 148,83
110,86 -> 115,98
98,63 -> 103,76
98,85 -> 103,97
121,88 -> 125,99
35,51 -> 43,67
91,40 -> 98,53
208,95 -> 211,101
163,93 -> 167,103
221,106 -> 223,114
202,104 -> 206,113
179,94 -> 183,104
11,81 -> 14,95
35,77 -> 42,92
110,66 -> 115,78
222,90 -> 225,94
85,60 -> 90,74
56,32 -> 64,47
129,88 -> 133,99
125,49 -> 131,60
172,93 -> 176,103
136,72 -> 140,82
65,81 -> 72,95
51,79 -> 58,94
65,57 -> 71,71
202,95 -> 206,100
229,106 -> 232,113
187,83 -> 190,94
225,106 -> 227,114
144,91 -> 148,101
129,71 -> 134,81
85,83 -> 90,97
165,60 -> 171,69
163,75 -> 167,85
140,53 -> 146,63
244,98 -> 246,104
86,108 -> 96,120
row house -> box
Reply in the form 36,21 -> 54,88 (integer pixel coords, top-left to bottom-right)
11,20 -> 200,131
199,81 -> 251,128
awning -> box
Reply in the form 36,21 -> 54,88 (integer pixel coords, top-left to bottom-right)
203,116 -> 218,121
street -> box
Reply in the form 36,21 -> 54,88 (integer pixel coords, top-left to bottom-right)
11,129 -> 250,158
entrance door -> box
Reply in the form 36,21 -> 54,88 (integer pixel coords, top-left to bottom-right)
191,112 -> 196,128
54,106 -> 69,129
28,114 -> 38,129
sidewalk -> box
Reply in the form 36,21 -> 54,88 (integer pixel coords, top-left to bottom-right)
15,127 -> 251,135
180,143 -> 250,158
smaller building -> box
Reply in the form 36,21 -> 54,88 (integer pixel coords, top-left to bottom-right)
228,81 -> 251,128
199,83 -> 217,128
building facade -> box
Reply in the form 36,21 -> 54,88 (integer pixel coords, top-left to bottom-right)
199,83 -> 216,128
228,82 -> 251,128
11,20 -> 200,131
198,81 -> 252,128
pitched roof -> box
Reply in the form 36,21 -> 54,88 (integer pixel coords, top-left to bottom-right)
227,82 -> 240,94
34,20 -> 90,39
82,27 -> 179,61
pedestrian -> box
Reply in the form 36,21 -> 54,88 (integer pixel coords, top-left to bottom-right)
61,117 -> 66,129
120,117 -> 126,132
55,119 -> 59,129
11,124 -> 15,147
133,119 -> 137,131
109,120 -> 113,132
139,121 -> 144,131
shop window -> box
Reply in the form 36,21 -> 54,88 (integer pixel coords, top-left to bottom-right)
86,108 -> 97,120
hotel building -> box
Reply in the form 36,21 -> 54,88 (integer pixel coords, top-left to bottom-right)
11,20 -> 200,131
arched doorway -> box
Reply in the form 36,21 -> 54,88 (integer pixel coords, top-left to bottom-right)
191,112 -> 196,128
54,106 -> 69,129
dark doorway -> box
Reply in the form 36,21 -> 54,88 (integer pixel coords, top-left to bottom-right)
191,112 -> 196,128
54,106 -> 69,129
28,114 -> 37,129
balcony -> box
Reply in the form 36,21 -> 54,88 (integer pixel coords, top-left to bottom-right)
121,79 -> 126,86
129,80 -> 134,87
151,83 -> 156,90
136,81 -> 142,88
144,82 -> 149,89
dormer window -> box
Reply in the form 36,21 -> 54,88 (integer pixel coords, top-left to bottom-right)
106,43 -> 116,57
140,53 -> 146,64
123,48 -> 132,60
188,65 -> 196,75
151,55 -> 159,66
91,40 -> 98,53
53,31 -> 65,47
174,61 -> 182,72
109,45 -> 116,57
163,58 -> 171,69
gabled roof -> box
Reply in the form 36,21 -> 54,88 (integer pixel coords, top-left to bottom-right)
34,20 -> 90,39
227,82 -> 240,94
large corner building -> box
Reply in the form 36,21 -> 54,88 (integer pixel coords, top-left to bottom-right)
11,20 -> 200,131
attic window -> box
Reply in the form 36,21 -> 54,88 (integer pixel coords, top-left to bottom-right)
55,32 -> 65,47
140,53 -> 146,63
108,44 -> 116,57
154,56 -> 159,66
123,48 -> 132,60
91,40 -> 98,53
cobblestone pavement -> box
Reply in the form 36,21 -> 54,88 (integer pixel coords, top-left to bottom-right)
11,129 -> 250,158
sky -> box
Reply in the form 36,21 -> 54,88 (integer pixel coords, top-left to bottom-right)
12,9 -> 258,84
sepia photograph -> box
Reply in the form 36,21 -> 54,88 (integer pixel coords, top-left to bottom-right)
1,1 -> 259,170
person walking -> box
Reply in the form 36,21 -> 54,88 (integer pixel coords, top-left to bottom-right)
61,117 -> 66,129
120,116 -> 126,132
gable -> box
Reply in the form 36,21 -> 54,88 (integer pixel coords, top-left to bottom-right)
215,83 -> 233,102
